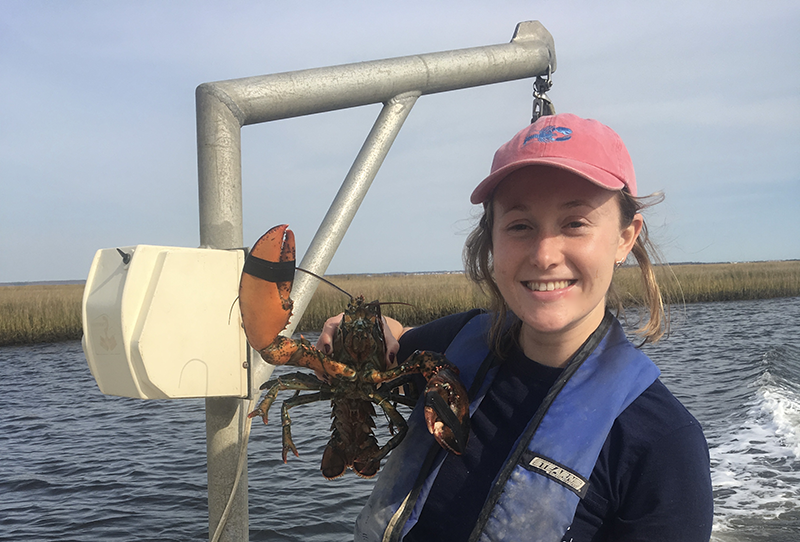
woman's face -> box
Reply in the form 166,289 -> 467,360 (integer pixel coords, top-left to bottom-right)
491,167 -> 642,365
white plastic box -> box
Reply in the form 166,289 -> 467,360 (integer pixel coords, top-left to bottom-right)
82,245 -> 249,399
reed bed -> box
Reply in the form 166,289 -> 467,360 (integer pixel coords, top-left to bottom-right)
1,261 -> 798,343
0,284 -> 84,346
297,273 -> 490,331
297,261 -> 800,331
612,260 -> 800,306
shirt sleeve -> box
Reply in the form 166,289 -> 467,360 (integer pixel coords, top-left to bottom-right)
610,419 -> 714,541
567,380 -> 714,542
397,309 -> 484,363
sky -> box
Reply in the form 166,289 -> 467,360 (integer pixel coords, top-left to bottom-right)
2,0 -> 799,283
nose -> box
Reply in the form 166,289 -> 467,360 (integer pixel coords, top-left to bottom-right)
528,233 -> 563,270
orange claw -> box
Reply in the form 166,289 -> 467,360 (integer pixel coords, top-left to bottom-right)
239,224 -> 296,352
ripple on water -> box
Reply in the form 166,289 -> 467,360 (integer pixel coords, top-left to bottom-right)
1,297 -> 799,540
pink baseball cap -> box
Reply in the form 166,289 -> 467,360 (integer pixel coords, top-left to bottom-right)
470,113 -> 637,204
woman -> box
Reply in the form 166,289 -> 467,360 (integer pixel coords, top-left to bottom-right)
319,113 -> 713,541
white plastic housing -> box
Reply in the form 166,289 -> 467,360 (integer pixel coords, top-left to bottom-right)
82,245 -> 249,399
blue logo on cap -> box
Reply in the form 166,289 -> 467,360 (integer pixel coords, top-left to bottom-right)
523,126 -> 572,144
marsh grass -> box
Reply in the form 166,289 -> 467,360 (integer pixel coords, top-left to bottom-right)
297,273 -> 490,331
0,284 -> 84,345
613,260 -> 800,306
2,261 -> 798,343
298,261 -> 800,331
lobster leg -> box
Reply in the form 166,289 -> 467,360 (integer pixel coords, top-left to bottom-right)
367,390 -> 409,462
248,372 -> 332,462
279,391 -> 330,462
248,372 -> 325,425
379,373 -> 420,408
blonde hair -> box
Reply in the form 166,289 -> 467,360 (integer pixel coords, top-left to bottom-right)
463,189 -> 669,355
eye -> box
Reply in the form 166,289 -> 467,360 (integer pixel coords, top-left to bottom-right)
502,217 -> 534,233
501,223 -> 533,238
563,219 -> 590,233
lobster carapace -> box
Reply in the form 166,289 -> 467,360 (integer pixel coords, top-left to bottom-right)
240,224 -> 471,479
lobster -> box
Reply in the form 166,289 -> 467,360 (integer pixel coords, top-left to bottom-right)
239,224 -> 471,479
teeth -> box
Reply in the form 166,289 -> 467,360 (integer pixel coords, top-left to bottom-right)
526,280 -> 571,292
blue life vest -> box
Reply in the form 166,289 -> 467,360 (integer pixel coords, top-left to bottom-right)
355,312 -> 660,542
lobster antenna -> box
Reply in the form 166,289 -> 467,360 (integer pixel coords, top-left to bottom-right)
228,296 -> 240,324
296,267 -> 353,299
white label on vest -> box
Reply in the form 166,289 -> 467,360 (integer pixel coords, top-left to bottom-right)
526,454 -> 589,498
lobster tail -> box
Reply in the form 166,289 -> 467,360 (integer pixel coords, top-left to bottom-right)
322,398 -> 381,479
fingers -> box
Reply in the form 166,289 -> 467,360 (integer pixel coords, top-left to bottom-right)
381,316 -> 409,368
313,312 -> 408,372
383,319 -> 399,368
315,313 -> 344,355
312,313 -> 343,383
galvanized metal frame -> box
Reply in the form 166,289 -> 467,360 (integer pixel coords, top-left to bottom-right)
196,20 -> 555,541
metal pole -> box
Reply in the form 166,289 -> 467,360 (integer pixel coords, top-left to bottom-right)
285,91 -> 420,334
197,85 -> 250,541
200,21 -> 555,128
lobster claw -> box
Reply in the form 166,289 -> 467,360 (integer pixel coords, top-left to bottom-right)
239,224 -> 296,352
424,367 -> 470,455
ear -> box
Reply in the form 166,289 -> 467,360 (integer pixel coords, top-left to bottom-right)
617,213 -> 644,262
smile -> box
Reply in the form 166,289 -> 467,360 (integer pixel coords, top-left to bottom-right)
524,280 -> 575,292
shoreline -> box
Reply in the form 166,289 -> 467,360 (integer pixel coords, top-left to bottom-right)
2,261 -> 798,345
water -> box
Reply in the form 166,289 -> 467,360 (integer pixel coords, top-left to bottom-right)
1,297 -> 798,541
644,297 -> 800,541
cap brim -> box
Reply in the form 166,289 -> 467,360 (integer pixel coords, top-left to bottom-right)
470,158 -> 626,204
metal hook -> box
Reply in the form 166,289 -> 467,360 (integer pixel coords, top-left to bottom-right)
531,64 -> 555,123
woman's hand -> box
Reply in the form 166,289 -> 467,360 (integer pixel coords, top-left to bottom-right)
315,313 -> 407,369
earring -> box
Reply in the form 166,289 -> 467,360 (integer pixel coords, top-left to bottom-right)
615,259 -> 625,269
